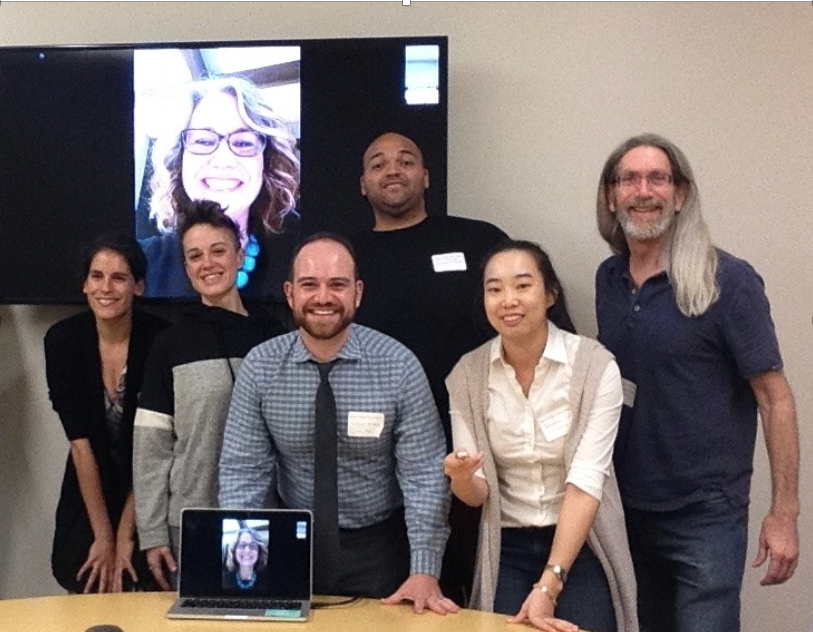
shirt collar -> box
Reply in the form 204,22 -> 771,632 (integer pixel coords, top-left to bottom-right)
291,323 -> 363,364
489,321 -> 568,368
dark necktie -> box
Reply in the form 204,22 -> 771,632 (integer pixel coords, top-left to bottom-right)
313,360 -> 339,593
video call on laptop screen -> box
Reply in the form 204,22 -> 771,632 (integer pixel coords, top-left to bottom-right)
180,509 -> 312,599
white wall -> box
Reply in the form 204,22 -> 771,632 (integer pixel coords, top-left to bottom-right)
1,3 -> 810,630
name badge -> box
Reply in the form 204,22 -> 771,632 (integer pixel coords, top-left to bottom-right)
540,410 -> 570,442
347,412 -> 385,438
621,378 -> 637,408
432,252 -> 467,272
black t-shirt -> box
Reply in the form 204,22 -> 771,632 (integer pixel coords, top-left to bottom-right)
352,215 -> 507,444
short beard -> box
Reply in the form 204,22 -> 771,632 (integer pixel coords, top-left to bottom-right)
294,306 -> 354,341
617,198 -> 677,241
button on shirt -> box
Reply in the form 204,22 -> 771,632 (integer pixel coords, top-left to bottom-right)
486,323 -> 622,528
218,324 -> 450,577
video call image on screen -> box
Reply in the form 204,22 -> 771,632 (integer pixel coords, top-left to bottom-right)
0,38 -> 446,304
221,518 -> 271,592
133,46 -> 302,300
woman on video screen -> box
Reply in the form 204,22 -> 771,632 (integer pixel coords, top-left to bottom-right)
140,76 -> 300,301
223,528 -> 269,590
45,234 -> 169,593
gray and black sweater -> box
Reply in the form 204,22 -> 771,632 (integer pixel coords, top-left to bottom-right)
133,303 -> 285,550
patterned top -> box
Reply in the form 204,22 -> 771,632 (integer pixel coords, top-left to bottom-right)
219,323 -> 450,577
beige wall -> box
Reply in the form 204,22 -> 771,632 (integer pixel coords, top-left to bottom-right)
1,3 -> 810,630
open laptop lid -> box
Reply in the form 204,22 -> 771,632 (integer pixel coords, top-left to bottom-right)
178,507 -> 313,601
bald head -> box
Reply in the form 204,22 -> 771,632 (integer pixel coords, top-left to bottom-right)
362,132 -> 425,170
360,132 -> 429,230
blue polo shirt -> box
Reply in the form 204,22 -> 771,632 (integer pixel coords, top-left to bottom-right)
595,249 -> 782,511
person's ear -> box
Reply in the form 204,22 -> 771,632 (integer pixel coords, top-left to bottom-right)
134,280 -> 145,297
284,281 -> 294,309
355,279 -> 364,308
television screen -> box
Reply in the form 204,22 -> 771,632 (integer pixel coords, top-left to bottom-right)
0,36 -> 448,304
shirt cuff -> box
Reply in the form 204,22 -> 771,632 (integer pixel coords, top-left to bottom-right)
410,548 -> 443,578
565,465 -> 607,502
138,525 -> 170,551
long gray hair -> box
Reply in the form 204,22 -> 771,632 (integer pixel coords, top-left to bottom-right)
596,133 -> 718,317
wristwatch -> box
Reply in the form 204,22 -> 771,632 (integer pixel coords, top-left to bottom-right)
545,563 -> 568,584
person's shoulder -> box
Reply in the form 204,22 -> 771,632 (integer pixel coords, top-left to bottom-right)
246,330 -> 299,361
714,248 -> 770,306
352,324 -> 419,361
572,332 -> 614,363
133,308 -> 171,334
245,305 -> 288,338
436,215 -> 507,239
458,336 -> 495,366
715,248 -> 761,281
45,309 -> 94,344
596,252 -> 625,279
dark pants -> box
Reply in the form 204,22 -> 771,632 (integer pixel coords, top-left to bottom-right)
439,496 -> 480,605
494,526 -> 617,632
625,495 -> 748,632
320,507 -> 410,598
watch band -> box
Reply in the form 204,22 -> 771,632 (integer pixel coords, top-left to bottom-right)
545,563 -> 568,584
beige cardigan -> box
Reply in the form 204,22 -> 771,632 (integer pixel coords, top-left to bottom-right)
446,336 -> 639,632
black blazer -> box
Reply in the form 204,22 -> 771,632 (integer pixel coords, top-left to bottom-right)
44,308 -> 169,592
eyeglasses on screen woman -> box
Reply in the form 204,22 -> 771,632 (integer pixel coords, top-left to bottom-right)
181,128 -> 267,158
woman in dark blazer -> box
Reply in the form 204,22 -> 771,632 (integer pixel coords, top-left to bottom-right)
45,234 -> 168,592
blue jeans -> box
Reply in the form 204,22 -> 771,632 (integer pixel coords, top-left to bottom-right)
624,494 -> 749,632
494,527 -> 617,632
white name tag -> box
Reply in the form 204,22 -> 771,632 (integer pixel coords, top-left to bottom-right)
347,411 -> 385,438
540,410 -> 571,442
431,252 -> 467,272
621,378 -> 637,408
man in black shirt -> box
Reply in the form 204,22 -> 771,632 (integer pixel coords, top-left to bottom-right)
352,132 -> 508,605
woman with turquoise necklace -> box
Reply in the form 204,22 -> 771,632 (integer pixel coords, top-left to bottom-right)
224,528 -> 269,591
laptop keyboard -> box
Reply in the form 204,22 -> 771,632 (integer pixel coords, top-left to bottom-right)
182,598 -> 301,611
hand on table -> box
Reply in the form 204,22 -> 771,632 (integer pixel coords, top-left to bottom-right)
381,573 -> 460,615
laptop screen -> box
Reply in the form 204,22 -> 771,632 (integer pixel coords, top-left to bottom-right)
179,508 -> 312,600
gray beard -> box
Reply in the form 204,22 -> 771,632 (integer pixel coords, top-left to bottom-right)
617,201 -> 676,241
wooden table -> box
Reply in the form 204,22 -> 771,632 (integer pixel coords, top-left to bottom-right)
0,592 -> 517,632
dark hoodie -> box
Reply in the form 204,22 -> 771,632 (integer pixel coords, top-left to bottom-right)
133,303 -> 285,550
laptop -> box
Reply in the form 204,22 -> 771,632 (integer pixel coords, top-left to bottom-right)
167,508 -> 313,621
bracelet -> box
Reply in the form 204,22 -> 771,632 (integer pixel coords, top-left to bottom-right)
545,563 -> 568,584
532,582 -> 558,606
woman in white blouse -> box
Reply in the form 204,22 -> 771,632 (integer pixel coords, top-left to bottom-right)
444,240 -> 637,632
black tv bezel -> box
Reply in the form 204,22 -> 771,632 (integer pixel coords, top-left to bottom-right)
0,35 -> 448,305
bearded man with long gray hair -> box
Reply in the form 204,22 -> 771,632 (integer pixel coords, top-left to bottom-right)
594,133 -> 799,632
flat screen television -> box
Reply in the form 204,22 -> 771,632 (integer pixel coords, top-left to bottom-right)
0,36 -> 448,304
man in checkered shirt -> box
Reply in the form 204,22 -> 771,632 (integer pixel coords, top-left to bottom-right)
219,232 -> 458,615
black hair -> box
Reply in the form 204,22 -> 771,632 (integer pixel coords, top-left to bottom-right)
81,233 -> 147,283
177,199 -> 241,251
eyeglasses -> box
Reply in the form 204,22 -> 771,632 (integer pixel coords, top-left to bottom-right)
181,128 -> 267,158
613,171 -> 673,189
236,542 -> 259,552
